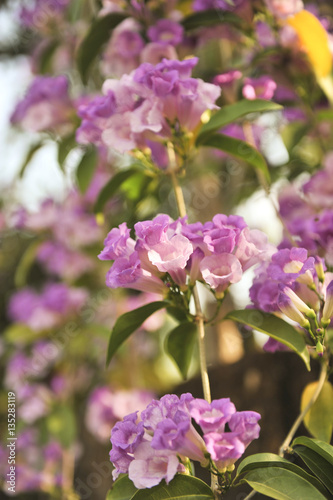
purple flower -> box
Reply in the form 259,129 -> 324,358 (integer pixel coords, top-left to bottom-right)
242,76 -> 277,101
147,19 -> 184,46
255,21 -> 277,47
37,241 -> 94,280
111,412 -> 145,452
99,222 -> 135,260
263,337 -> 290,352
264,0 -> 304,18
229,411 -> 261,447
190,398 -> 236,433
20,0 -> 69,28
204,432 -> 245,470
200,254 -> 243,297
128,442 -> 181,489
11,75 -> 73,132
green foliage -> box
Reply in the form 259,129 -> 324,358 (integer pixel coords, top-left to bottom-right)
196,100 -> 282,143
301,381 -> 333,442
57,132 -> 77,170
106,301 -> 169,366
165,321 -> 197,379
130,474 -> 214,499
76,146 -> 98,194
46,405 -> 77,448
4,323 -> 37,345
19,141 -> 45,177
181,9 -> 244,31
106,475 -> 138,500
77,12 -> 128,83
94,168 -> 140,213
199,133 -> 271,183
225,309 -> 311,370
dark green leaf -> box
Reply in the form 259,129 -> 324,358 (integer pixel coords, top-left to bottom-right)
225,310 -> 310,370
106,301 -> 169,366
76,147 -> 98,194
15,240 -> 41,287
166,306 -> 189,323
77,12 -> 128,83
58,133 -> 77,170
181,9 -> 243,31
197,99 -> 282,143
94,168 -> 138,213
242,467 -> 327,500
236,453 -> 329,497
106,475 -> 138,500
200,134 -> 271,183
291,437 -> 333,466
131,474 -> 214,499
19,141 -> 44,177
292,446 -> 333,495
46,405 -> 76,448
39,38 -> 59,74
165,322 -> 197,379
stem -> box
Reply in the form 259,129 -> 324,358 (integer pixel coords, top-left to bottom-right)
62,449 -> 77,500
242,122 -> 298,247
279,360 -> 328,457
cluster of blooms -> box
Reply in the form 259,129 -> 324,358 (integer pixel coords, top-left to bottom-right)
76,57 -> 221,155
109,393 -> 260,489
250,246 -> 333,353
99,213 -> 273,298
85,386 -> 155,442
8,283 -> 88,331
278,155 -> 333,265
11,75 -> 74,134
20,0 -> 70,29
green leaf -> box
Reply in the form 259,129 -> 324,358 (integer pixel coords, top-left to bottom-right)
131,474 -> 214,499
301,381 -> 333,442
15,240 -> 41,288
236,453 -> 329,497
76,147 -> 98,194
165,322 -> 197,379
291,437 -> 333,466
94,168 -> 138,213
39,38 -> 59,74
225,309 -> 311,370
46,405 -> 76,448
19,141 -> 44,177
197,99 -> 282,143
106,475 -> 138,500
166,306 -> 189,323
106,301 -> 169,366
4,323 -> 37,345
292,445 -> 333,495
242,467 -> 327,500
58,132 -> 77,170
181,9 -> 244,31
77,12 -> 128,83
199,134 -> 270,183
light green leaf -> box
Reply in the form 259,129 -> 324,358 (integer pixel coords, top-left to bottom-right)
225,309 -> 310,370
77,12 -> 128,83
292,443 -> 333,495
15,240 -> 41,288
291,437 -> 333,466
58,132 -> 77,170
19,141 -> 45,177
4,323 -> 37,345
94,168 -> 138,213
237,453 -> 328,496
199,133 -> 271,183
106,475 -> 138,500
106,301 -> 169,366
181,9 -> 244,31
197,99 -> 282,143
301,381 -> 333,442
165,322 -> 197,379
131,474 -> 214,499
76,147 -> 98,194
243,467 -> 327,500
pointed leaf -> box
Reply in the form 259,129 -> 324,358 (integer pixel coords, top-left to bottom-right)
76,147 -> 98,194
181,9 -> 244,31
199,134 -> 271,183
301,381 -> 333,442
225,310 -> 310,370
165,322 -> 197,379
94,168 -> 138,213
292,445 -> 333,495
15,240 -> 42,288
19,141 -> 45,177
236,453 -> 329,497
131,474 -> 214,499
58,132 -> 77,170
242,467 -> 327,500
106,301 -> 169,366
106,475 -> 138,500
292,437 -> 333,466
197,99 -> 282,143
77,12 -> 128,83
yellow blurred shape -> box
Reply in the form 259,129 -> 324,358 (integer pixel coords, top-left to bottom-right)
287,9 -> 332,78
95,213 -> 105,226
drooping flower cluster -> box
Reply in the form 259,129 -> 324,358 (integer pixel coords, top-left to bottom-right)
76,58 -> 221,154
109,393 -> 260,489
99,213 -> 273,298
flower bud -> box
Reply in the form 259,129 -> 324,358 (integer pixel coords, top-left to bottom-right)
277,293 -> 310,328
322,280 -> 333,324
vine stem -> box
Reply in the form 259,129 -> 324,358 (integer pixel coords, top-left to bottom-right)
167,143 -> 217,495
62,449 -> 78,500
278,360 -> 328,457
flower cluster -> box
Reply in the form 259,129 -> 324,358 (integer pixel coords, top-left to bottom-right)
99,213 -> 273,298
76,58 -> 220,154
11,75 -> 74,133
109,393 -> 260,489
